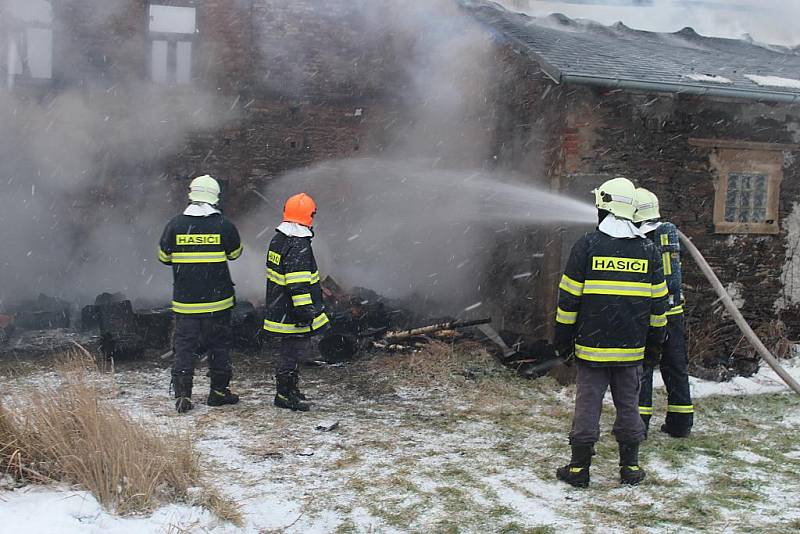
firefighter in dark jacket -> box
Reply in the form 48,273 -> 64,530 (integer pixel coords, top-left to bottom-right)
159,175 -> 243,414
634,188 -> 694,438
264,193 -> 329,411
554,177 -> 669,488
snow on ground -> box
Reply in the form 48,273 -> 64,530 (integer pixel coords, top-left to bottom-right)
1,350 -> 800,533
652,355 -> 800,397
0,488 -> 226,534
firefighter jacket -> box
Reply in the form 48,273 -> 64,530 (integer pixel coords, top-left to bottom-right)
555,229 -> 670,366
649,222 -> 684,317
263,228 -> 329,336
158,211 -> 242,316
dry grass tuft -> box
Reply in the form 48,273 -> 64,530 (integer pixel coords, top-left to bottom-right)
364,339 -> 501,387
0,351 -> 241,524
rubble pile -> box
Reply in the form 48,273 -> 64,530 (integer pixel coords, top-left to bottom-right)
0,283 -> 563,380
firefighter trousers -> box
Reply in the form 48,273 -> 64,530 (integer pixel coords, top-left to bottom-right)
172,310 -> 233,377
639,313 -> 694,433
569,361 -> 646,445
277,335 -> 313,376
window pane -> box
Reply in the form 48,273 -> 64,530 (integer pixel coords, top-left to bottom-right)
752,175 -> 767,222
176,41 -> 192,84
7,34 -> 23,77
8,0 -> 53,24
149,5 -> 196,34
727,172 -> 767,224
26,28 -> 52,79
151,40 -> 168,83
725,174 -> 739,222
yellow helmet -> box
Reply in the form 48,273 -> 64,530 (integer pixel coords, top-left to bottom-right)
188,175 -> 220,205
593,177 -> 636,220
633,188 -> 660,223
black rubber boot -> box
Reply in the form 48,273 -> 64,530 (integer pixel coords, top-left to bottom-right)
289,369 -> 307,401
619,442 -> 646,485
274,373 -> 309,412
660,423 -> 691,438
207,370 -> 240,407
556,444 -> 593,488
172,372 -> 194,414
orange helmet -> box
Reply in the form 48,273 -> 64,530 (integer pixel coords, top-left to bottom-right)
283,193 -> 317,227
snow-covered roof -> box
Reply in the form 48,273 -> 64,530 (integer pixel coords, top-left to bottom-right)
458,0 -> 800,103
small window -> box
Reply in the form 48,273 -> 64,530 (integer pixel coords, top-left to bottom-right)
4,0 -> 53,87
148,4 -> 196,85
690,139 -> 789,235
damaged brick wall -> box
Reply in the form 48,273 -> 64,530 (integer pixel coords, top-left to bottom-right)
477,46 -> 569,339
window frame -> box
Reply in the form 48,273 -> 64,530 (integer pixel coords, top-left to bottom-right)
147,2 -> 198,86
4,0 -> 54,85
690,138 -> 794,235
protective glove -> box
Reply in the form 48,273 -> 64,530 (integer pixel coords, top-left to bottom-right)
293,305 -> 315,327
554,342 -> 575,365
554,325 -> 575,362
644,344 -> 662,368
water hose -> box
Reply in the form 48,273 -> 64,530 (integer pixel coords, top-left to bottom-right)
678,230 -> 800,395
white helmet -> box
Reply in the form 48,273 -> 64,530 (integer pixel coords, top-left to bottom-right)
188,175 -> 220,205
633,188 -> 661,223
593,177 -> 637,221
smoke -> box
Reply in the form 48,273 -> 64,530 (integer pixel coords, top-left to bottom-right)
241,1 -> 596,314
502,0 -> 800,46
1,0 -> 597,319
240,159 -> 594,313
0,1 -> 238,309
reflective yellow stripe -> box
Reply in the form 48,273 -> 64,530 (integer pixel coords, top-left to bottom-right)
559,274 -> 584,296
556,307 -> 578,325
263,312 -> 330,334
651,281 -> 668,298
158,249 -> 172,263
660,233 -> 669,246
285,271 -> 313,284
267,269 -> 321,286
665,305 -> 684,316
667,404 -> 694,414
569,467 -> 584,473
662,252 -> 672,276
171,251 -> 228,264
575,344 -> 645,363
172,296 -> 234,314
583,280 -> 651,297
227,245 -> 243,260
650,314 -> 667,328
267,268 -> 286,285
639,406 -> 654,415
291,294 -> 313,307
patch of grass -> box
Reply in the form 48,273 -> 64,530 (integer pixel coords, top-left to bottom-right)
0,352 -> 240,524
331,449 -> 363,470
488,504 -> 515,518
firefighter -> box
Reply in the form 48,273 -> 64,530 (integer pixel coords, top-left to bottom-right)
554,177 -> 669,488
263,193 -> 330,411
634,188 -> 694,438
158,175 -> 243,414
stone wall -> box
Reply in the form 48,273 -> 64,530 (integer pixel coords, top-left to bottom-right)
557,88 -> 800,371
